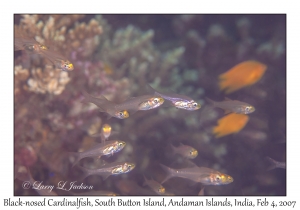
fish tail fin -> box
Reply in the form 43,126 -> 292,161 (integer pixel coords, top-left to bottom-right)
69,152 -> 82,168
218,79 -> 236,94
81,91 -> 92,104
81,91 -> 107,111
159,164 -> 174,184
142,174 -> 148,186
265,157 -> 278,171
212,126 -> 223,138
219,82 -> 226,92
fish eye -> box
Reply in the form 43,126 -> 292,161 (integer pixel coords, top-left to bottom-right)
153,98 -> 159,103
216,175 -> 221,181
193,103 -> 198,107
119,112 -> 124,116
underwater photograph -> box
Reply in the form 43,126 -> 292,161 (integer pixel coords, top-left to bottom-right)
14,14 -> 286,196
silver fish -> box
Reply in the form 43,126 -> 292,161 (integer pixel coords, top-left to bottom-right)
160,164 -> 233,185
14,32 -> 49,53
78,162 -> 135,180
170,143 -> 198,159
70,140 -> 126,167
206,97 -> 255,114
115,95 -> 164,114
82,91 -> 129,119
147,84 -> 201,110
39,48 -> 74,71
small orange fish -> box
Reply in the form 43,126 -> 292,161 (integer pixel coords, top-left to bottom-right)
219,60 -> 267,94
213,113 -> 249,138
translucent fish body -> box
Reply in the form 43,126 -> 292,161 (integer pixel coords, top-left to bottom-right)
82,91 -> 129,119
79,162 -> 135,180
41,49 -> 74,71
160,164 -> 233,185
115,95 -> 164,113
14,36 -> 49,53
148,85 -> 201,110
206,97 -> 255,114
14,29 -> 74,72
170,143 -> 198,159
71,140 -> 126,167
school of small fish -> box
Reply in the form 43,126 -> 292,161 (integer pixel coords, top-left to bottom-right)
14,25 -> 285,196
14,28 -> 74,72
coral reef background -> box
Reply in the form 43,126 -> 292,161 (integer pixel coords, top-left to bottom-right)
14,14 -> 286,196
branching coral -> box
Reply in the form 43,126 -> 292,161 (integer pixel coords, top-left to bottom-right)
26,66 -> 70,95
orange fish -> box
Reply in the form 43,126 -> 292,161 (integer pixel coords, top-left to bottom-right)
213,113 -> 249,138
219,60 -> 267,94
